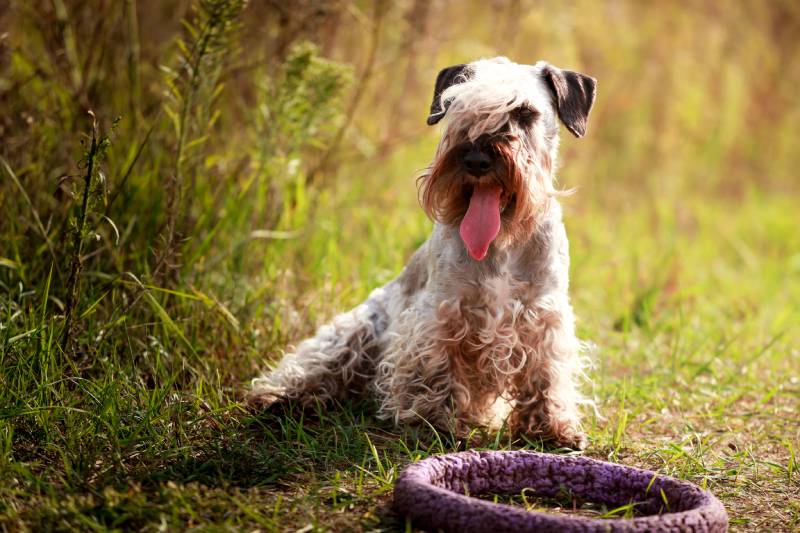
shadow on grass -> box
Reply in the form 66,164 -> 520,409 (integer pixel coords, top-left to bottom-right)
140,395 -> 577,487
113,397 -> 583,532
135,398 -> 403,489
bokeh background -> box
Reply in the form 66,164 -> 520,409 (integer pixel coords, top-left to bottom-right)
1,1 -> 798,530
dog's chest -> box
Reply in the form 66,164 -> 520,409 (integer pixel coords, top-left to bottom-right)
432,272 -> 540,390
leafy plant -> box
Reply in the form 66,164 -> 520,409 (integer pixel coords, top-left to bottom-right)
253,41 -> 352,233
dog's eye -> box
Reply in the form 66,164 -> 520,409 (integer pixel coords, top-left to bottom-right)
512,106 -> 538,126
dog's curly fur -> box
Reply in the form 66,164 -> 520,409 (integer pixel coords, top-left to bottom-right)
249,57 -> 597,449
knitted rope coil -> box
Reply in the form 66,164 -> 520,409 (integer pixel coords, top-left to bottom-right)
393,450 -> 728,532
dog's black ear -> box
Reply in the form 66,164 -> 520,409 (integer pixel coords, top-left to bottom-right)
541,64 -> 597,138
427,64 -> 469,126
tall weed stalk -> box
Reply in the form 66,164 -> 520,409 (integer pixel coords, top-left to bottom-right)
155,0 -> 246,283
61,111 -> 112,351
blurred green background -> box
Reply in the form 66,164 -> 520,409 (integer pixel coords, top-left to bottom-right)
1,1 -> 798,530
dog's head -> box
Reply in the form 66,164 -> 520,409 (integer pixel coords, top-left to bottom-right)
419,57 -> 596,261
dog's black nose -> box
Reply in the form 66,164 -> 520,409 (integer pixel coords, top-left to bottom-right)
463,149 -> 493,177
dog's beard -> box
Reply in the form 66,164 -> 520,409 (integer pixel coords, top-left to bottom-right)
419,139 -> 543,260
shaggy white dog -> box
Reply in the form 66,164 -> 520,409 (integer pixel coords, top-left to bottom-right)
249,57 -> 597,449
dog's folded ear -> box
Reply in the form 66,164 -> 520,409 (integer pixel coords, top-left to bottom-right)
541,64 -> 597,138
427,64 -> 469,125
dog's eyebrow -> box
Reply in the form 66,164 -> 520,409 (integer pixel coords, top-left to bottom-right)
512,104 -> 539,115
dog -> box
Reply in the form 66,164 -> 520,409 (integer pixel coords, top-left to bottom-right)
249,57 -> 597,449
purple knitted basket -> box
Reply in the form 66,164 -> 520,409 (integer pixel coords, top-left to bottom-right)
393,450 -> 728,532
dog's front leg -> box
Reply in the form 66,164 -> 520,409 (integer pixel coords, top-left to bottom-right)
508,294 -> 587,449
373,305 -> 459,432
248,287 -> 390,409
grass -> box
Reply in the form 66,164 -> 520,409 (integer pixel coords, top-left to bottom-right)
1,0 -> 799,531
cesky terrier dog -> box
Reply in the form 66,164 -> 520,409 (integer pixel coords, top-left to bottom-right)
249,56 -> 597,449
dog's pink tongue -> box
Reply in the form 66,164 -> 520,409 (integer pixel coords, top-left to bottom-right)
459,183 -> 502,261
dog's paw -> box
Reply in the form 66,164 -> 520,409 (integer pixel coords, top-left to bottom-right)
555,430 -> 588,451
509,411 -> 588,450
245,387 -> 284,412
